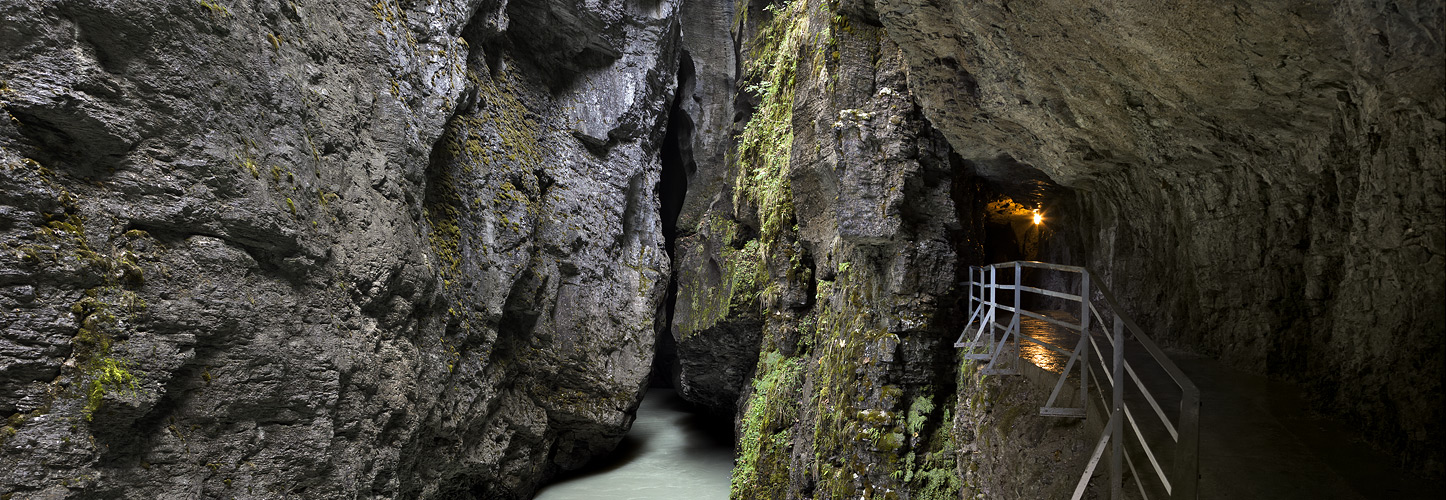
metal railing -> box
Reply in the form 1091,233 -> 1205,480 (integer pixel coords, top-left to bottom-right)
954,261 -> 1200,500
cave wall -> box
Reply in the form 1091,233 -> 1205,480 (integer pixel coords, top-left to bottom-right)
0,0 -> 675,497
871,0 -> 1444,471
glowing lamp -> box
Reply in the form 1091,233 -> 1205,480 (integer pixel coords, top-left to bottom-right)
1032,209 -> 1042,225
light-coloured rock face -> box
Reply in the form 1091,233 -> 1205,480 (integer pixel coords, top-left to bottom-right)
873,0 -> 1444,472
665,0 -> 763,412
0,0 -> 675,497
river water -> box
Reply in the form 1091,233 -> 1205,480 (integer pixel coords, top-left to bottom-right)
533,389 -> 733,500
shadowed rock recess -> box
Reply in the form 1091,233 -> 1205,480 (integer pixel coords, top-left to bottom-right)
0,0 -> 1441,499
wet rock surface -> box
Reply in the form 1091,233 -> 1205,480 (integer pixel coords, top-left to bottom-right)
953,363 -> 1094,500
0,0 -> 675,497
666,0 -> 760,412
671,0 -> 976,497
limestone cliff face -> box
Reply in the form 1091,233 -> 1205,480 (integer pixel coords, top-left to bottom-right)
0,0 -> 674,498
667,0 -> 760,412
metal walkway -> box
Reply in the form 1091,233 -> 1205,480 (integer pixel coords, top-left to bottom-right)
956,261 -> 1200,500
956,261 -> 1446,500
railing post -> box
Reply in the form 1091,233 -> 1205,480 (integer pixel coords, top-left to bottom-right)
1175,388 -> 1201,499
1080,271 -> 1091,409
1111,314 -> 1125,499
1080,270 -> 1091,340
1012,262 -> 1022,372
988,265 -> 998,354
970,267 -> 978,314
964,267 -> 972,316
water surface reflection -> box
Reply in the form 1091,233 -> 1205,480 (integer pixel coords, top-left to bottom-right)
1017,312 -> 1079,374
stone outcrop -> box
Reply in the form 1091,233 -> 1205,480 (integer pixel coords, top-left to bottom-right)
671,0 -> 974,497
666,0 -> 762,412
0,0 -> 675,497
952,364 -> 1094,500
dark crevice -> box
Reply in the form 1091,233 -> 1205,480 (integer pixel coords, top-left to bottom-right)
648,50 -> 695,389
660,51 -> 696,251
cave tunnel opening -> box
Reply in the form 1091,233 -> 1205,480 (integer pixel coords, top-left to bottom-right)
956,156 -> 1068,313
958,157 -> 1059,260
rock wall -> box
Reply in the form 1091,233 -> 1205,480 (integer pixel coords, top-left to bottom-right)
0,0 -> 675,497
667,0 -> 761,411
671,0 -> 976,497
952,362 -> 1094,500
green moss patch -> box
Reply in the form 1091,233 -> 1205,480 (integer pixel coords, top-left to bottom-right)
732,350 -> 804,498
677,215 -> 767,337
12,157 -> 149,421
735,0 -> 813,251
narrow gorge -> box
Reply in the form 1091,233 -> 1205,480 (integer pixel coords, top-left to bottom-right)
0,0 -> 1441,499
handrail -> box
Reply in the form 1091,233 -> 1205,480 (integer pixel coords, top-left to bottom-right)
1089,273 -> 1200,398
1091,301 -> 1178,441
954,260 -> 1200,500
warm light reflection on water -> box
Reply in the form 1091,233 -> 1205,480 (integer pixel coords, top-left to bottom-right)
1016,312 -> 1079,374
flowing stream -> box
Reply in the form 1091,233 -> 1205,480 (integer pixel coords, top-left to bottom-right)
534,389 -> 733,500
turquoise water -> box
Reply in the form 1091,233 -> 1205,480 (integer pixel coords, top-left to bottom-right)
533,389 -> 733,500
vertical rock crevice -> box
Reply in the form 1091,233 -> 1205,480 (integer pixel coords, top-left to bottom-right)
650,50 -> 696,389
